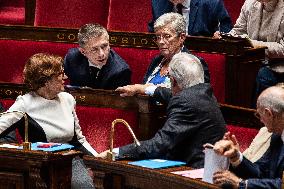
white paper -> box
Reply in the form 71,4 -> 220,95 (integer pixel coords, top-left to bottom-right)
202,148 -> 229,183
0,143 -> 19,149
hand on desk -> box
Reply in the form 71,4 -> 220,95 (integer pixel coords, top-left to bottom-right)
95,150 -> 109,159
213,31 -> 222,39
115,84 -> 150,97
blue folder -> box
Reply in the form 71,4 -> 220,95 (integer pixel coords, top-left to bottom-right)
128,159 -> 186,169
18,142 -> 74,152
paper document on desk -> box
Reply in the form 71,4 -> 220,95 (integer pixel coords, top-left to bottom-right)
17,142 -> 74,152
171,168 -> 204,179
0,144 -> 19,149
202,148 -> 229,183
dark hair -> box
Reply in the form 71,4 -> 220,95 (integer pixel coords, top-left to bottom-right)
23,53 -> 63,91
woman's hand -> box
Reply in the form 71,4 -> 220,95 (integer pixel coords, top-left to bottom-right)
115,84 -> 149,97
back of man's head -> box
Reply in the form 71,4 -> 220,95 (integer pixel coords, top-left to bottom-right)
78,23 -> 109,47
169,52 -> 204,89
154,13 -> 186,35
257,86 -> 284,115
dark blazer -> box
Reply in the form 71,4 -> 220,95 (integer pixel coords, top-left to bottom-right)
142,47 -> 210,84
148,0 -> 232,36
231,134 -> 284,189
119,83 -> 226,168
64,48 -> 131,90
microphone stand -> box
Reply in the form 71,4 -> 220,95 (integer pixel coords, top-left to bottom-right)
107,119 -> 140,161
0,111 -> 31,150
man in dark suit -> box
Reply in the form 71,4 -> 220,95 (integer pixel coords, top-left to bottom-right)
212,86 -> 284,189
148,0 -> 232,37
98,52 -> 226,168
64,23 -> 131,90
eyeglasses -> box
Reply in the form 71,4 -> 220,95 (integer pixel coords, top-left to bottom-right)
254,112 -> 260,119
153,33 -> 177,42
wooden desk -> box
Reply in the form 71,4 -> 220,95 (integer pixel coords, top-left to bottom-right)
84,156 -> 220,189
0,147 -> 81,189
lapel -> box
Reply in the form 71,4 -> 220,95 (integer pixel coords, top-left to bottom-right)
188,0 -> 199,34
266,0 -> 284,42
272,134 -> 284,176
247,1 -> 263,39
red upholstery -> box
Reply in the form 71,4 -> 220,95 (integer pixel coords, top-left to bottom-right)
0,0 -> 25,25
0,99 -> 15,110
226,125 -> 259,152
112,47 -> 159,84
192,52 -> 226,103
0,39 -> 76,83
34,0 -> 110,28
107,0 -> 152,32
224,0 -> 245,25
76,105 -> 138,152
0,0 -> 24,7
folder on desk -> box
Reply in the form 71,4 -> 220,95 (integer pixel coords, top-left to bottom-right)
128,159 -> 186,169
18,142 -> 74,152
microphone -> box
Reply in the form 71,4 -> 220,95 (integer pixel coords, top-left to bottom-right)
107,119 -> 140,161
0,111 -> 31,150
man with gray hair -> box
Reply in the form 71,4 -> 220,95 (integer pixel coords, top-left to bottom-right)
64,23 -> 131,89
212,85 -> 284,189
98,52 -> 226,168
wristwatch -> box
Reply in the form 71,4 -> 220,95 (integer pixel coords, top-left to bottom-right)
239,179 -> 247,189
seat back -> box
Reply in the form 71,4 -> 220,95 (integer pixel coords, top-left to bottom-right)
226,124 -> 259,152
192,52 -> 226,103
0,0 -> 25,25
112,47 -> 159,84
34,0 -> 110,28
107,0 -> 152,32
0,0 -> 24,7
223,0 -> 245,25
0,39 -> 76,83
76,105 -> 138,152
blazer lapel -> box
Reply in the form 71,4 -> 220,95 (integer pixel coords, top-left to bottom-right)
188,0 -> 198,34
266,0 -> 284,42
247,1 -> 263,39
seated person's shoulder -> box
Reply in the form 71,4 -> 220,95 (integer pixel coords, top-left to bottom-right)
58,92 -> 75,103
109,49 -> 130,69
65,48 -> 84,60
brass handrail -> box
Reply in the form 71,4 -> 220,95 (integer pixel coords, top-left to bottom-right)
107,119 -> 140,161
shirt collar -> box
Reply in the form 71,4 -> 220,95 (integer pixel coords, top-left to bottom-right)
182,0 -> 191,9
88,60 -> 103,69
263,0 -> 278,12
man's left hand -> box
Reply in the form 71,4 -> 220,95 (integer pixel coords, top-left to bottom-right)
213,170 -> 241,189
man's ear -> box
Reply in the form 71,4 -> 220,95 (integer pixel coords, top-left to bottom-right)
264,108 -> 273,118
180,33 -> 186,41
79,47 -> 85,56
